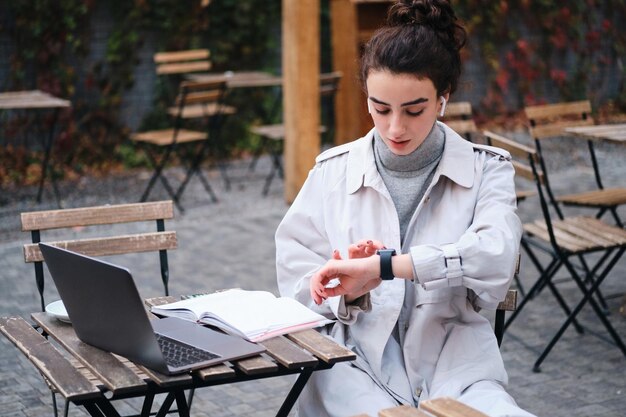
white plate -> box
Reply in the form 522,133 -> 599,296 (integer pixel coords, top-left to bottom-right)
45,300 -> 70,323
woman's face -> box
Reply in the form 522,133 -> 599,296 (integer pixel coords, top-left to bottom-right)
366,70 -> 448,156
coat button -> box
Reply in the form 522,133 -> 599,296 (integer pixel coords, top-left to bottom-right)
415,387 -> 422,397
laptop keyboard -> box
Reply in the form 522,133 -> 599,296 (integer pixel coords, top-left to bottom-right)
155,333 -> 221,368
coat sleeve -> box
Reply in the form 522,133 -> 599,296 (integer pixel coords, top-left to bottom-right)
410,153 -> 522,309
275,164 -> 336,318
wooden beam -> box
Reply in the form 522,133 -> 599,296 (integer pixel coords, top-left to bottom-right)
330,0 -> 363,144
282,0 -> 321,203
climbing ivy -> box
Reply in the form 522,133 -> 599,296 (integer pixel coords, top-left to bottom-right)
2,1 -> 624,185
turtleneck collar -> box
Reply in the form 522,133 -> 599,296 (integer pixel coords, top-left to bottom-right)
373,123 -> 445,174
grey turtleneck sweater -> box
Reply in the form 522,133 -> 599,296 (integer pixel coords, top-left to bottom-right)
373,123 -> 445,244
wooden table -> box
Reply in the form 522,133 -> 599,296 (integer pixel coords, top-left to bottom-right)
188,71 -> 284,175
0,90 -> 71,204
0,295 -> 355,417
564,123 -> 626,143
563,123 -> 626,219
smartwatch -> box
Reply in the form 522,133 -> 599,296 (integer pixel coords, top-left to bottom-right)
376,249 -> 396,280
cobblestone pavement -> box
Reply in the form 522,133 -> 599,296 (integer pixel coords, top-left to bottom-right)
0,141 -> 625,416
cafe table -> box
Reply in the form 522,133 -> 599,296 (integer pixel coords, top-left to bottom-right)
187,71 -> 282,89
564,123 -> 626,143
0,295 -> 355,417
0,90 -> 71,205
563,123 -> 626,218
187,71 -> 284,174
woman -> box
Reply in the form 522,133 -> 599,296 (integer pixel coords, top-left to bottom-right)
275,1 -> 535,416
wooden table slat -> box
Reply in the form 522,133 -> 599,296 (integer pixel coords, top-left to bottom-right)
33,313 -> 192,392
379,404 -> 430,417
260,336 -> 318,369
0,90 -> 70,109
196,363 -> 236,381
564,123 -> 626,143
286,329 -> 356,364
420,397 -> 489,417
232,355 -> 279,375
31,312 -> 148,395
0,316 -> 101,401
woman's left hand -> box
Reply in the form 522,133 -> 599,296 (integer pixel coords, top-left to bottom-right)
310,255 -> 382,304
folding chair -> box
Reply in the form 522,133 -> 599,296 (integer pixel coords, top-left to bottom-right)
250,71 -> 342,195
525,100 -> 626,227
153,49 -> 212,102
440,101 -> 478,142
20,200 -> 185,417
483,130 -> 626,372
131,80 -> 236,211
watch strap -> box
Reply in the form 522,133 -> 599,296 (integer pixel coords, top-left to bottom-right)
377,249 -> 396,280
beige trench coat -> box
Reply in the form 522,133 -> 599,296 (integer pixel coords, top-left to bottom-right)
276,124 -> 532,417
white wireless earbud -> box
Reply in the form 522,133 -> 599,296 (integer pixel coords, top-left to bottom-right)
439,96 -> 447,117
367,100 -> 373,114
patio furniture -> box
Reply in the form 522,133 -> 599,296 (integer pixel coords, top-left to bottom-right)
250,71 -> 342,195
525,100 -> 626,226
0,90 -> 71,205
441,101 -> 478,142
153,49 -> 212,103
483,130 -> 626,372
19,200 -> 178,416
0,296 -> 356,417
131,80 -> 236,210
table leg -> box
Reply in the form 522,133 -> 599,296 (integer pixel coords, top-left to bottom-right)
36,108 -> 62,206
275,367 -> 314,417
140,390 -> 156,417
82,398 -> 122,417
154,391 -> 177,417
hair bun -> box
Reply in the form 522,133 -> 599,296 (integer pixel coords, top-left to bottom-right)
387,0 -> 465,49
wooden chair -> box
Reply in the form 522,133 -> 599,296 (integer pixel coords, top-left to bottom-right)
493,289 -> 517,347
524,100 -> 626,227
153,49 -> 212,102
21,200 -> 177,312
483,130 -> 626,372
131,80 -> 236,210
20,200 -> 178,417
440,101 -> 478,142
250,71 -> 342,195
154,49 -> 211,76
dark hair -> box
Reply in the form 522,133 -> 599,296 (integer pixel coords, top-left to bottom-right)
360,0 -> 467,96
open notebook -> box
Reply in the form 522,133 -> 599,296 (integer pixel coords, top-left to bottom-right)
150,289 -> 334,342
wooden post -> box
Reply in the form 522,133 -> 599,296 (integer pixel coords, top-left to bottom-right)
330,0 -> 364,144
282,0 -> 321,203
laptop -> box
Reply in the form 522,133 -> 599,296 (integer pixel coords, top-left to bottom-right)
39,243 -> 265,375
